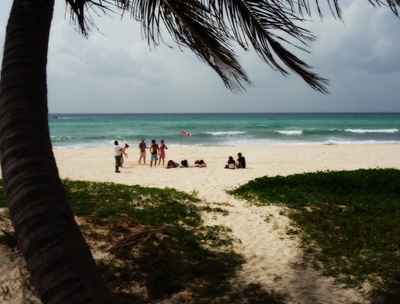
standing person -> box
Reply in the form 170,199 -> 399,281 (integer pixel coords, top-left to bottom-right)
158,139 -> 168,166
121,143 -> 129,167
150,139 -> 159,167
114,140 -> 122,173
139,138 -> 148,164
236,152 -> 246,168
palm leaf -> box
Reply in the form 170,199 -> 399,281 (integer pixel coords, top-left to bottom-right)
211,0 -> 329,92
64,0 -> 400,93
131,0 -> 251,92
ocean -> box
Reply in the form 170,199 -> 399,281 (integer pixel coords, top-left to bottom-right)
49,113 -> 400,149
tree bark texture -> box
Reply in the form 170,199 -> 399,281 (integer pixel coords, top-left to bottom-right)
0,0 -> 112,302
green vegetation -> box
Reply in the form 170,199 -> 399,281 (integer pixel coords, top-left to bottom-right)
64,180 -> 269,302
229,168 -> 400,303
2,169 -> 398,302
0,179 -> 283,303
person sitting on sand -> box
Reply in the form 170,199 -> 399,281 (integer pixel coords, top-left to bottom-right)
236,152 -> 246,168
225,156 -> 236,169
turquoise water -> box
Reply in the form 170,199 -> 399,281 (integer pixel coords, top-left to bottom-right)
49,113 -> 400,148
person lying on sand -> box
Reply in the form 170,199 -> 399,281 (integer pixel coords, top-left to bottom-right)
166,160 -> 183,169
193,159 -> 207,168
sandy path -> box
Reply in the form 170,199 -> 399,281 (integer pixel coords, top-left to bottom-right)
1,144 -> 399,303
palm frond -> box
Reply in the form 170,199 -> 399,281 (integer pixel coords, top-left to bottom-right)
132,0 -> 251,92
64,0 -> 400,93
209,0 -> 329,92
369,0 -> 400,16
65,0 -> 115,36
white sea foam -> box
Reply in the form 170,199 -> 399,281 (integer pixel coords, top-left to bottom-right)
276,130 -> 303,135
51,135 -> 73,141
323,139 -> 400,145
53,116 -> 74,120
345,128 -> 399,134
206,131 -> 247,136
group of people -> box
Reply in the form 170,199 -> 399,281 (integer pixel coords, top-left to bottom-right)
114,138 -> 168,172
225,153 -> 246,169
139,138 -> 168,167
166,159 -> 207,169
114,140 -> 246,173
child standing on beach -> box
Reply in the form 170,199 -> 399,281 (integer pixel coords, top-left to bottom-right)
158,139 -> 168,166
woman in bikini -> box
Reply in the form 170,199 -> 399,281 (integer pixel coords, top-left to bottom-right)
158,139 -> 168,166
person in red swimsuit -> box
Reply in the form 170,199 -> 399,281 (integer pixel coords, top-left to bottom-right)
158,139 -> 168,166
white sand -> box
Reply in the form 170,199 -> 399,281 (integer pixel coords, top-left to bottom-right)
1,144 -> 400,303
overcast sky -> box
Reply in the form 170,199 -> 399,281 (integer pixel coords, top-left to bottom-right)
1,0 -> 400,113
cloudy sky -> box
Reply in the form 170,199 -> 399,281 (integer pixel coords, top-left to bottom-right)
1,0 -> 399,113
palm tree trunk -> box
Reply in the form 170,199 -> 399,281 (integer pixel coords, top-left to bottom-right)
0,0 -> 112,302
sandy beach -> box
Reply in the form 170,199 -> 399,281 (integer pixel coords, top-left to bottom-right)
1,144 -> 400,303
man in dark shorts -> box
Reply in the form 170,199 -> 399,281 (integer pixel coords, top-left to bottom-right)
149,139 -> 159,167
114,140 -> 122,173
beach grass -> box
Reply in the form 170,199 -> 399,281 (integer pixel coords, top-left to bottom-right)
228,168 -> 400,303
2,168 -> 399,302
0,179 -> 284,303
